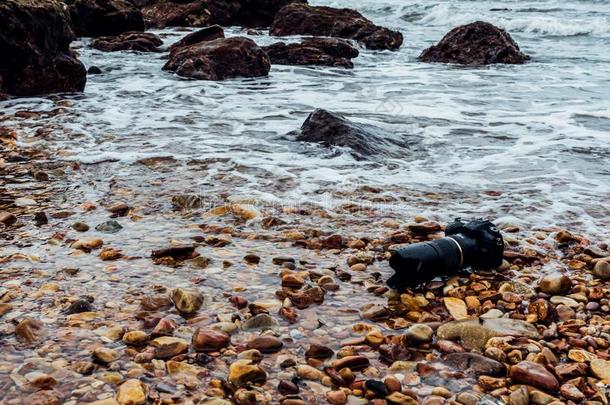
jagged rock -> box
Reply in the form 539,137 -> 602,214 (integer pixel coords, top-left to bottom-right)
91,32 -> 162,52
163,37 -> 270,80
270,4 -> 402,50
66,0 -> 144,37
419,21 -> 529,65
0,0 -> 86,97
293,109 -> 415,160
262,38 -> 358,68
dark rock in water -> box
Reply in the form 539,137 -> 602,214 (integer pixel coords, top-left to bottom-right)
419,21 -> 529,65
293,109 -> 414,160
0,0 -> 87,97
142,0 -> 241,29
66,0 -> 145,37
262,38 -> 358,68
169,25 -> 225,53
151,244 -> 196,259
232,0 -> 307,28
88,66 -> 103,74
443,352 -> 506,377
95,220 -> 123,233
142,0 -> 304,29
34,211 -> 49,226
91,31 -> 162,52
65,299 -> 94,314
163,37 -> 270,80
270,4 -> 403,50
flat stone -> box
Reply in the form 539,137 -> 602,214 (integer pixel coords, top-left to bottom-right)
443,352 -> 506,376
247,335 -> 283,354
436,318 -> 539,350
242,313 -> 279,330
192,328 -> 231,352
590,359 -> 610,383
151,336 -> 189,359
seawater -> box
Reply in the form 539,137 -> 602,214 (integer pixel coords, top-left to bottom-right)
1,0 -> 609,238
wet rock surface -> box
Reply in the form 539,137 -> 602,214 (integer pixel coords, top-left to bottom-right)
66,0 -> 145,37
419,21 -> 530,65
142,0 -> 304,29
0,0 -> 87,97
262,38 -> 359,68
91,31 -> 163,52
163,37 -> 270,80
270,3 -> 403,50
293,108 -> 417,159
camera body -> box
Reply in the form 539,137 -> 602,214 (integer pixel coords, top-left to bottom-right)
387,218 -> 504,291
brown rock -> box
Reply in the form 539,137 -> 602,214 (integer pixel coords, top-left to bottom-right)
419,21 -> 529,65
170,25 -> 224,53
0,211 -> 17,226
68,0 -> 144,38
163,37 -> 270,81
228,360 -> 267,387
305,343 -> 333,359
270,3 -> 402,50
151,317 -> 177,337
538,273 -> 571,295
326,390 -> 347,405
170,287 -> 204,314
122,330 -> 149,346
332,355 -> 369,371
116,378 -> 146,405
151,336 -> 189,359
509,361 -> 559,392
23,390 -> 61,405
247,335 -> 283,353
262,38 -> 358,68
152,244 -> 196,259
192,328 -> 231,352
443,352 -> 506,376
436,318 -> 539,350
92,347 -> 119,364
92,32 -> 162,52
0,0 -> 86,97
15,318 -> 44,343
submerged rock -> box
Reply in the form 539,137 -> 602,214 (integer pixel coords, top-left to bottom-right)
116,379 -> 147,405
91,32 -> 162,52
170,287 -> 204,314
292,109 -> 415,160
270,4 -> 403,50
419,21 -> 529,65
163,37 -> 270,80
262,38 -> 359,68
0,0 -> 87,97
436,318 -> 539,350
66,0 -> 145,37
443,352 -> 506,376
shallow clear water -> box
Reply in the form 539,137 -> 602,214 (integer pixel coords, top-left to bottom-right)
2,0 -> 610,238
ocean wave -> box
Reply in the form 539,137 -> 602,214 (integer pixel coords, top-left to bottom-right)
415,4 -> 610,37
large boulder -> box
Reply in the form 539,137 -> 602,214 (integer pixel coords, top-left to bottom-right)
142,0 -> 305,29
270,4 -> 402,50
293,109 -> 414,159
0,0 -> 87,97
262,38 -> 359,68
91,32 -> 162,52
419,21 -> 530,65
163,37 -> 270,80
66,0 -> 145,37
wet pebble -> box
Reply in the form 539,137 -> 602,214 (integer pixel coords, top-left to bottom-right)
96,220 -> 123,233
170,287 -> 204,314
538,273 -> 571,295
592,260 -> 610,280
509,361 -> 559,392
116,379 -> 146,405
247,335 -> 283,353
192,328 -> 231,352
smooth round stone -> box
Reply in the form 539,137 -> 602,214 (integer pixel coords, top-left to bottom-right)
592,261 -> 610,280
538,273 -> 571,295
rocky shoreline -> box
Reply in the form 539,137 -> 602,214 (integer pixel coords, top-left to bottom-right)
1,0 -> 609,404
1,113 -> 609,404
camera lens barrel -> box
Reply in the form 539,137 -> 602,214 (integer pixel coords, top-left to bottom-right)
387,219 -> 504,290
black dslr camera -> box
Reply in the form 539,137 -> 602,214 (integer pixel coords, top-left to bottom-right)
387,219 -> 504,291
